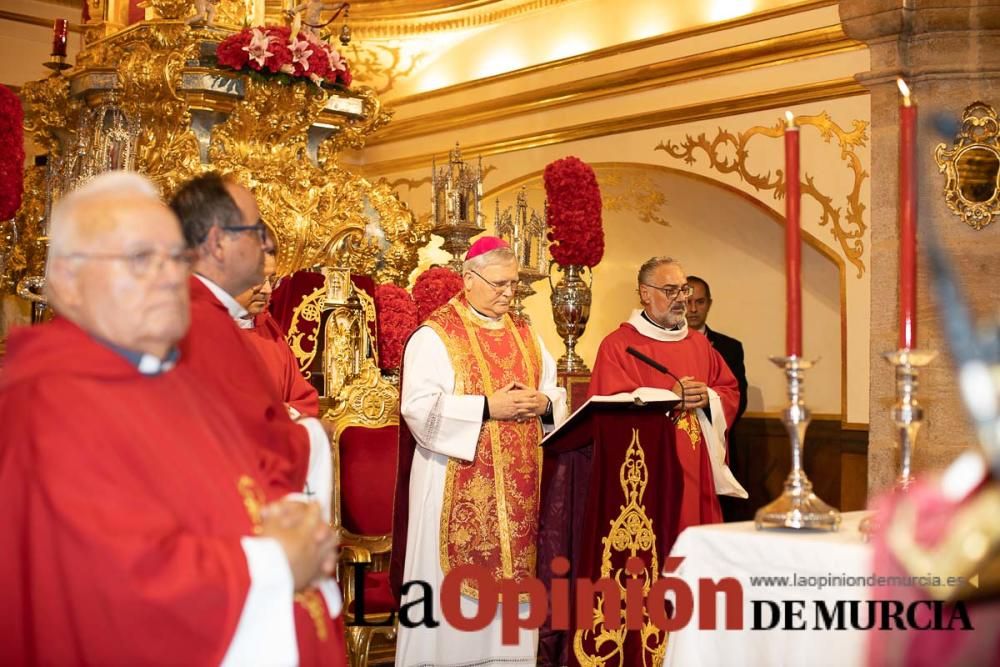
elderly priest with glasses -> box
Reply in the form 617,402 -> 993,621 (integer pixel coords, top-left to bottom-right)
0,172 -> 345,665
587,255 -> 747,531
390,236 -> 568,667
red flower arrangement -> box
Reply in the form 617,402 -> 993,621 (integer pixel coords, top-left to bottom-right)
412,266 -> 463,322
0,85 -> 25,221
374,283 -> 419,371
543,156 -> 604,268
216,26 -> 352,88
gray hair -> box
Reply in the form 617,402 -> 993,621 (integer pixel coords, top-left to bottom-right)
637,256 -> 683,287
47,171 -> 161,262
462,246 -> 517,274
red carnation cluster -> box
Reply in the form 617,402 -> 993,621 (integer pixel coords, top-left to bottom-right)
0,85 -> 24,221
216,26 -> 352,88
543,156 -> 604,268
412,266 -> 463,322
374,283 -> 419,371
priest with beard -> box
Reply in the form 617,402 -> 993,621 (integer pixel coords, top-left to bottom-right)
587,256 -> 746,530
0,172 -> 345,665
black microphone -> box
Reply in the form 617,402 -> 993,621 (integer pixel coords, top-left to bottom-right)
626,346 -> 686,406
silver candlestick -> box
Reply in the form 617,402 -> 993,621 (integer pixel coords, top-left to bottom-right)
755,355 -> 841,531
885,348 -> 937,489
859,347 -> 937,540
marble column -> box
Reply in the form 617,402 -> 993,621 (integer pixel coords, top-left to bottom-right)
840,0 -> 1000,493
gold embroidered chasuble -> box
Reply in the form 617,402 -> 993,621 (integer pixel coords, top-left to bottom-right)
425,297 -> 544,598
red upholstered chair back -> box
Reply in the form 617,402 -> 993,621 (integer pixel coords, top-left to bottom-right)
336,423 -> 399,537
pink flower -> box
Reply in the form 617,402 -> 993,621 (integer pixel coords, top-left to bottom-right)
242,28 -> 273,67
328,48 -> 346,72
289,39 -> 314,72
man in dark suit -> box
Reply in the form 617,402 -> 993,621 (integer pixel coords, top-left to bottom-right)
686,275 -> 752,521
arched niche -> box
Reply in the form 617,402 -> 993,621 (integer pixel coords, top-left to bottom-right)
485,162 -> 845,417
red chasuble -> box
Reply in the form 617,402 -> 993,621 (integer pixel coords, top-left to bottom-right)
0,318 -> 345,665
587,320 -> 740,529
182,275 -> 310,493
243,312 -> 320,418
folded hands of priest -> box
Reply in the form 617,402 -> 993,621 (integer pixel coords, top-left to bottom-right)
488,380 -> 549,421
260,499 -> 339,590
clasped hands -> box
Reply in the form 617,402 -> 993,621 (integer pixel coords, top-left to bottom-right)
260,500 -> 338,592
488,381 -> 550,421
672,376 -> 711,411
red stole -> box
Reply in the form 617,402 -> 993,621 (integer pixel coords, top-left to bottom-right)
588,323 -> 740,529
426,298 -> 543,596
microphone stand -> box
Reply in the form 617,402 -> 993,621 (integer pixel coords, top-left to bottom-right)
626,346 -> 686,413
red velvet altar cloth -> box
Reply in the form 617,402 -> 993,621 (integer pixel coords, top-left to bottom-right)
868,477 -> 1000,666
537,403 -> 684,667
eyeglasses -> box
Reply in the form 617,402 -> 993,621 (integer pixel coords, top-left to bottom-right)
61,248 -> 195,278
471,269 -> 519,294
223,220 -> 269,245
642,283 -> 693,300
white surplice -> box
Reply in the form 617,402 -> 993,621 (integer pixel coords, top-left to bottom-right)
395,316 -> 567,667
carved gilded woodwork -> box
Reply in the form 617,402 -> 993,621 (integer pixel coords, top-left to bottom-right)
287,283 -> 326,378
934,101 -> 1000,231
656,112 -> 870,278
6,7 -> 427,296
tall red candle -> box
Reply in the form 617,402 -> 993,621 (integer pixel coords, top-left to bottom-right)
898,78 -> 917,349
784,111 -> 802,357
51,18 -> 68,57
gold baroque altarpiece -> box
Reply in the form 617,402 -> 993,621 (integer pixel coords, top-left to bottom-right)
6,0 -> 431,295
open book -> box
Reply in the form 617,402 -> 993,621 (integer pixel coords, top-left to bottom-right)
541,387 -> 681,446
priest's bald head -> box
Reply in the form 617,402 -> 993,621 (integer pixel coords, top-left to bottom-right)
169,172 -> 273,298
45,171 -> 192,358
462,236 -> 519,319
637,256 -> 692,329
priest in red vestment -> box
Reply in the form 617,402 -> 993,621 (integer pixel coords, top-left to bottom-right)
170,172 -> 331,517
0,171 -> 345,665
235,250 -> 320,419
587,256 -> 746,530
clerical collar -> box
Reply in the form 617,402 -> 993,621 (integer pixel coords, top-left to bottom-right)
629,309 -> 689,343
467,302 -> 502,323
641,309 -> 683,332
94,337 -> 180,376
194,273 -> 250,323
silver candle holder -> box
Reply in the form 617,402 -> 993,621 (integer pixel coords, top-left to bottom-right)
755,355 -> 841,531
884,348 -> 937,489
859,347 -> 937,539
